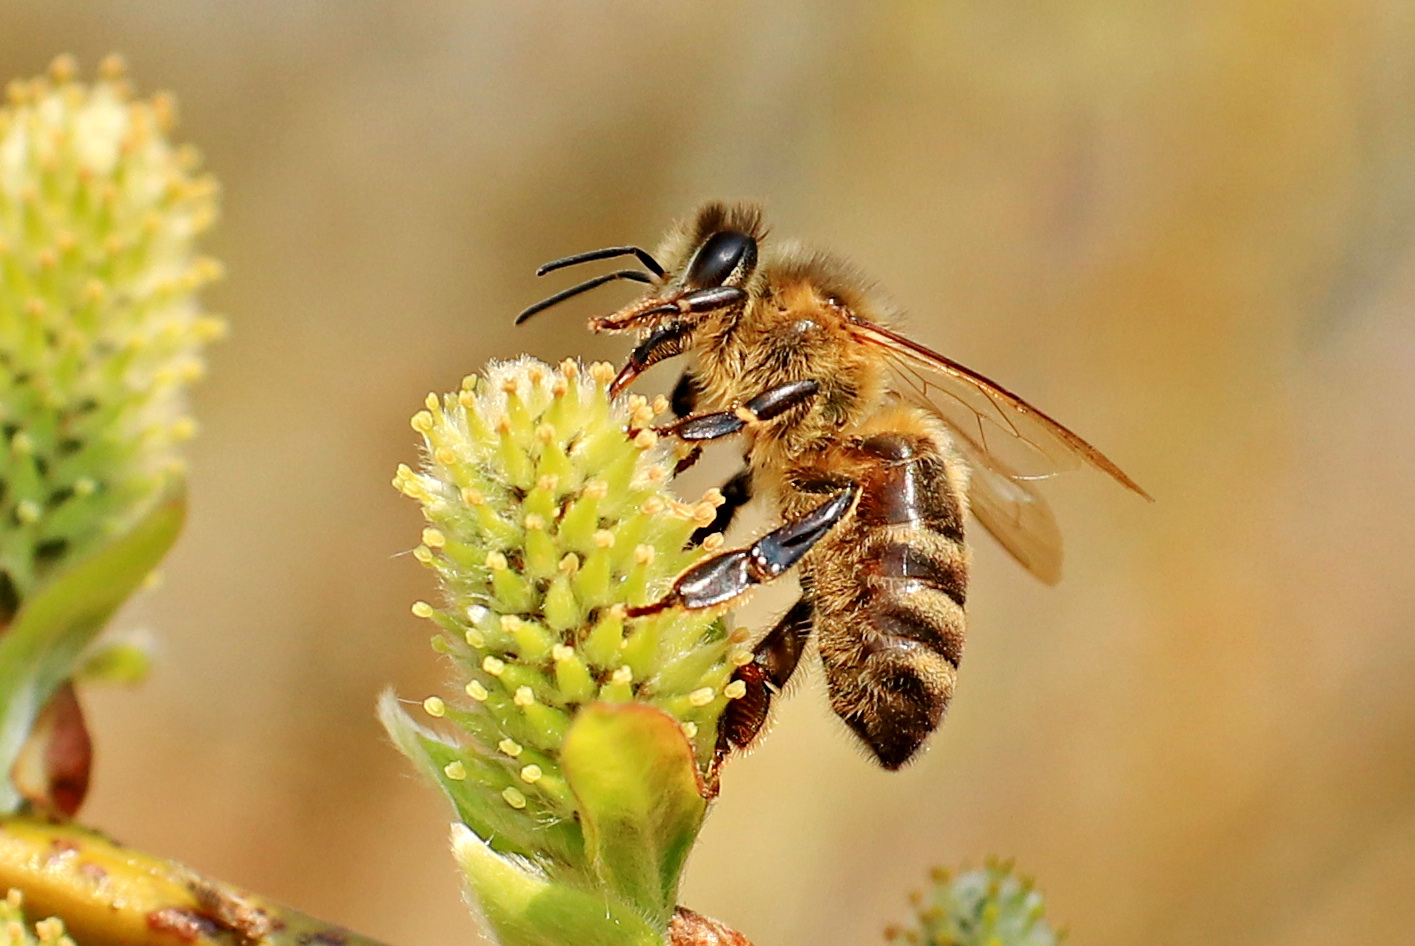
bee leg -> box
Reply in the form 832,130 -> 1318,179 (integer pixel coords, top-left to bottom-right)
610,321 -> 694,396
649,379 -> 820,444
670,370 -> 701,418
627,483 -> 857,617
716,597 -> 813,764
690,467 -> 752,544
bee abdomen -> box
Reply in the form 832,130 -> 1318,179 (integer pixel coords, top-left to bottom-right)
811,421 -> 971,769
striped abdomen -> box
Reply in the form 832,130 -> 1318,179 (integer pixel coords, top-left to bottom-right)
799,414 -> 971,769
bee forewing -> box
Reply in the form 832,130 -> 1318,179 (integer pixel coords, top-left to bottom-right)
847,316 -> 1152,501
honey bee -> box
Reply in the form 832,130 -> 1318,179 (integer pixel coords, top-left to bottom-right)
517,202 -> 1150,770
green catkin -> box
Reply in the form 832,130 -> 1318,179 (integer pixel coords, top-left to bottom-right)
0,56 -> 222,611
885,861 -> 1063,946
383,357 -> 735,876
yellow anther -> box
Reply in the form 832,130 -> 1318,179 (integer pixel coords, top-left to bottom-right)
14,501 -> 40,524
413,545 -> 434,565
465,680 -> 489,701
583,479 -> 608,499
551,377 -> 568,396
593,529 -> 615,549
425,393 -> 440,411
641,496 -> 666,516
458,390 -> 476,408
434,446 -> 456,465
461,487 -> 485,506
513,686 -> 535,707
485,551 -> 508,570
482,656 -> 506,676
465,628 -> 485,647
688,687 -> 715,707
702,533 -> 726,552
502,787 -> 528,809
681,721 -> 698,739
724,680 -> 748,699
551,644 -> 575,662
558,553 -> 580,575
443,761 -> 467,781
498,739 -> 523,757
559,359 -> 579,379
421,527 -> 446,548
411,600 -> 434,618
422,697 -> 446,718
500,615 -> 521,633
634,544 -> 656,566
537,474 -> 560,493
460,374 -> 478,392
731,650 -> 754,667
633,428 -> 658,450
729,627 -> 751,644
524,513 -> 546,531
527,364 -> 547,386
612,665 -> 633,685
410,410 -> 434,433
651,395 -> 671,416
519,764 -> 543,784
589,362 -> 615,385
535,424 -> 556,444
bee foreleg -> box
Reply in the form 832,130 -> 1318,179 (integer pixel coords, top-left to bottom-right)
610,321 -> 694,396
716,597 -> 813,761
648,379 -> 821,444
626,484 -> 857,616
690,467 -> 752,544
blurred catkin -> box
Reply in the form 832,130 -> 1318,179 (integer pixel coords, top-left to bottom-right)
383,357 -> 749,944
886,862 -> 1061,946
0,55 -> 223,616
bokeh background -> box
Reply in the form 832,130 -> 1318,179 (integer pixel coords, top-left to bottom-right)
5,3 -> 1415,944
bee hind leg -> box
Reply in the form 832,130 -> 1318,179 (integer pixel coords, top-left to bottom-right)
716,597 -> 813,763
626,483 -> 857,617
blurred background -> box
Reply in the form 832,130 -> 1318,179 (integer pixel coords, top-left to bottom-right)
5,3 -> 1415,944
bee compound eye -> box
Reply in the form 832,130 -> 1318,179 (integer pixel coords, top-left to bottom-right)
687,230 -> 756,288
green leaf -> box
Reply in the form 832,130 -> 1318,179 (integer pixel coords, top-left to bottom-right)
560,703 -> 708,925
0,483 -> 185,813
451,824 -> 662,946
377,692 -> 585,868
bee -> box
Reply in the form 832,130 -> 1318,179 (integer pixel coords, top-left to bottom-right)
517,202 -> 1150,770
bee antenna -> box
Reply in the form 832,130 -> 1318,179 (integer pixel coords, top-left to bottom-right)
536,245 -> 666,279
514,269 -> 656,325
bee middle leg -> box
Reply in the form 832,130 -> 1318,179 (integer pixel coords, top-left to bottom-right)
646,379 -> 820,444
626,482 -> 857,617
